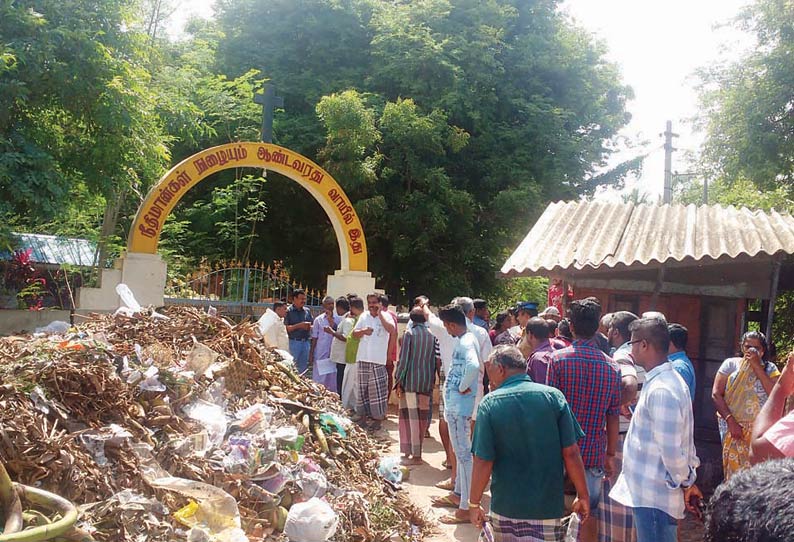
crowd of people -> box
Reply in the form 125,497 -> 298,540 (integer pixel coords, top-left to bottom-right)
258,287 -> 794,542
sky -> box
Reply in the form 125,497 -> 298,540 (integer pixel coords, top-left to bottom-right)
168,0 -> 753,200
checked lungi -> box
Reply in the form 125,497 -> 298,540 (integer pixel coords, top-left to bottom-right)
357,361 -> 388,420
490,513 -> 567,542
398,392 -> 431,456
598,436 -> 636,542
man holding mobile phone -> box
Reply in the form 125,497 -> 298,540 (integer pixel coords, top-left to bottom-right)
352,293 -> 395,431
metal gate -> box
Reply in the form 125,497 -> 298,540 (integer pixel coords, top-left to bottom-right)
164,260 -> 323,319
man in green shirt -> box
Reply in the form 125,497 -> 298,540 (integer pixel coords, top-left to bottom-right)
340,297 -> 364,411
469,345 -> 590,541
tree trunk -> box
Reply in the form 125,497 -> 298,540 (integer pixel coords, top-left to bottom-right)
95,189 -> 125,287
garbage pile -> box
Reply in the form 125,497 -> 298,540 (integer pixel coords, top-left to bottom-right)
0,306 -> 426,542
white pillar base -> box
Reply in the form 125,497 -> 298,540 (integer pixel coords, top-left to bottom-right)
77,252 -> 167,311
326,270 -> 379,299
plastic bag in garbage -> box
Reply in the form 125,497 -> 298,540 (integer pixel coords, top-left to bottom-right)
139,365 -> 167,392
151,476 -> 248,542
114,489 -> 169,515
296,470 -> 328,499
283,498 -> 338,542
257,308 -> 279,336
187,340 -> 219,376
114,283 -> 170,320
34,320 -> 71,335
79,424 -> 133,467
234,403 -> 273,434
318,413 -> 350,438
183,399 -> 228,446
378,456 -> 403,485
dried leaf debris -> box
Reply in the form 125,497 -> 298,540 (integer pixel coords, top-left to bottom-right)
0,307 -> 426,541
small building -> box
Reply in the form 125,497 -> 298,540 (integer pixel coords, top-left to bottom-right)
0,232 -> 96,310
501,200 -> 794,489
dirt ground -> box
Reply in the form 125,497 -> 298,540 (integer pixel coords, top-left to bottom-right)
379,408 -> 705,542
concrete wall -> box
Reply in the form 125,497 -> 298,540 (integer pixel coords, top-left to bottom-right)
0,310 -> 73,336
0,309 -> 116,336
77,252 -> 167,311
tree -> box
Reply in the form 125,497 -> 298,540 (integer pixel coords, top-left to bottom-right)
210,0 -> 633,302
695,0 -> 794,192
0,0 -> 169,267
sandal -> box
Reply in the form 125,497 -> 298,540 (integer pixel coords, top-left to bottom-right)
431,495 -> 459,508
439,513 -> 469,525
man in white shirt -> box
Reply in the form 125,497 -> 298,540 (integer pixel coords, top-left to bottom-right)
326,296 -> 352,393
259,300 -> 289,351
607,311 -> 644,432
453,297 -> 492,422
352,293 -> 395,431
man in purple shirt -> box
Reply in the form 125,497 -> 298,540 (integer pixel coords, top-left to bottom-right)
525,317 -> 555,385
310,295 -> 342,392
547,298 -> 621,542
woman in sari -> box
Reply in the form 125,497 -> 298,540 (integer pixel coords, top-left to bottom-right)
712,331 -> 780,478
490,311 -> 516,346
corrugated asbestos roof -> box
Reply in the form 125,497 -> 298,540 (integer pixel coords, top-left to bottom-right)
0,233 -> 97,267
500,201 -> 794,277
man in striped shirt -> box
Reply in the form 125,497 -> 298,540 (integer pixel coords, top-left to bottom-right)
395,307 -> 441,464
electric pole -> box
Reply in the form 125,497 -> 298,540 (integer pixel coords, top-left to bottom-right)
663,120 -> 678,204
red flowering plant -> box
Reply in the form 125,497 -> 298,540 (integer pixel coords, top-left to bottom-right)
2,248 -> 47,309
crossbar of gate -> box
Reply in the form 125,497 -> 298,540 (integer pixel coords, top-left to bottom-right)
164,262 -> 324,319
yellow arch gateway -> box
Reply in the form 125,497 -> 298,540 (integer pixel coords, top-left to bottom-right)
128,142 -> 368,272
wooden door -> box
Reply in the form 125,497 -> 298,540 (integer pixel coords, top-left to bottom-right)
696,297 -> 738,438
695,297 -> 739,490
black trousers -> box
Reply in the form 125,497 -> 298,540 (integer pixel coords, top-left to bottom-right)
336,362 -> 346,393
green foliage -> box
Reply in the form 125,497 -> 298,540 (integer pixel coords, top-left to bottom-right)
488,277 -> 549,313
691,0 -> 794,355
678,177 -> 794,212
316,90 -> 381,189
0,0 -> 170,268
695,0 -> 794,192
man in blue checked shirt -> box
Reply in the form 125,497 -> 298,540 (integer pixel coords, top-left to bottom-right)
609,317 -> 702,542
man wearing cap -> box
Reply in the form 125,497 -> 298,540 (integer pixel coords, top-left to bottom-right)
515,301 -> 539,359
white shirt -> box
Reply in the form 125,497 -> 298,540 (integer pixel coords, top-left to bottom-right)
331,315 -> 355,364
354,312 -> 390,365
467,319 -> 492,420
425,313 -> 456,375
610,363 -> 699,519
